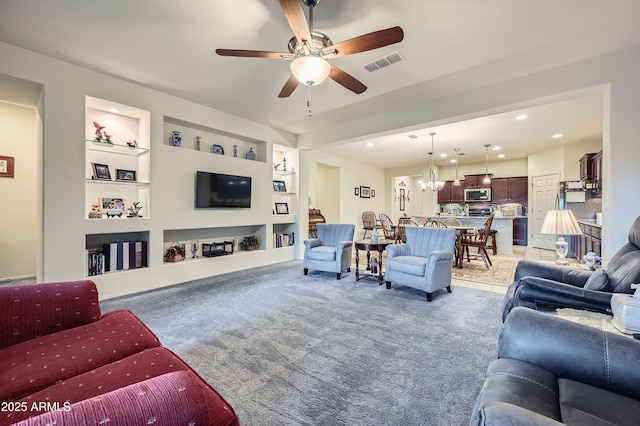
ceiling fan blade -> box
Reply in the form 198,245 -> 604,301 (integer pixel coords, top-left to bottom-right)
329,65 -> 367,94
278,74 -> 299,98
323,26 -> 404,58
215,49 -> 290,59
279,0 -> 312,44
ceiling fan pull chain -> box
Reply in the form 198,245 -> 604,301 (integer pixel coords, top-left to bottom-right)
307,84 -> 313,116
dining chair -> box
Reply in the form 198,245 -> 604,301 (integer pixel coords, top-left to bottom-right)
361,211 -> 379,239
459,214 -> 495,269
397,218 -> 419,243
379,213 -> 397,241
441,217 -> 462,227
424,219 -> 447,228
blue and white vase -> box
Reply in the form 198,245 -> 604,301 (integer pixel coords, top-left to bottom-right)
194,136 -> 201,151
245,147 -> 256,160
171,131 -> 182,147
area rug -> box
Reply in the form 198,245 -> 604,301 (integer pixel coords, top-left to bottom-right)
451,258 -> 518,286
102,260 -> 504,426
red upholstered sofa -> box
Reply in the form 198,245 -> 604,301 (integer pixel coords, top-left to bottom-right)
0,280 -> 239,425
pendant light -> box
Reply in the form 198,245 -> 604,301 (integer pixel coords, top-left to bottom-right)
483,144 -> 491,184
427,132 -> 445,191
453,148 -> 461,186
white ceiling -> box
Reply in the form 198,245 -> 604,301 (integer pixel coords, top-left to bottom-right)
1,0 -> 639,168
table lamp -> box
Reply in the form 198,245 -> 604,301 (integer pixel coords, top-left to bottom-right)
540,209 -> 583,264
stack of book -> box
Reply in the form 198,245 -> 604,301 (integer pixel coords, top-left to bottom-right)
273,232 -> 294,248
87,241 -> 148,276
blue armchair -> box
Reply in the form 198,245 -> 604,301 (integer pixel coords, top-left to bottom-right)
304,223 -> 355,279
384,226 -> 457,301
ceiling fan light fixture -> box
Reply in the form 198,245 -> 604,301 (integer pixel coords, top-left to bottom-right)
290,56 -> 331,86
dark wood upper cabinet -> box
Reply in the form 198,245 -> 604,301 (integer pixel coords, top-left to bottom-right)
464,174 -> 492,189
491,176 -> 528,203
437,180 -> 465,204
591,150 -> 603,198
579,152 -> 596,181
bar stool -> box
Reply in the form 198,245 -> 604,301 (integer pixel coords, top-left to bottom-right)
486,229 -> 498,255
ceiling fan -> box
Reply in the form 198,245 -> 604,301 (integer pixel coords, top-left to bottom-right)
215,0 -> 404,99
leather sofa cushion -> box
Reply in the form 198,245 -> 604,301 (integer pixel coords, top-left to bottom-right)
387,255 -> 427,276
583,269 -> 610,291
0,309 -> 160,402
12,370 -> 240,426
2,348 -> 191,425
558,379 -> 640,426
478,358 -> 561,421
306,246 -> 337,261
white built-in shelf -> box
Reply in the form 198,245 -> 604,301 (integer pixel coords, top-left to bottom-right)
86,140 -> 149,156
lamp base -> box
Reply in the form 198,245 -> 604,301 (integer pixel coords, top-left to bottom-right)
555,236 -> 569,265
555,257 -> 570,265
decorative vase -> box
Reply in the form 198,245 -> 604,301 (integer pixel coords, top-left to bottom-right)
194,136 -> 201,151
233,145 -> 238,158
171,131 -> 182,147
245,147 -> 256,160
370,228 -> 380,243
583,251 -> 600,270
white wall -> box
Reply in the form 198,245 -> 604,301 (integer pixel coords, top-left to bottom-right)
0,101 -> 37,280
301,149 -> 386,242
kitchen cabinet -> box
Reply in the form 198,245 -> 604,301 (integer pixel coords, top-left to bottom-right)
579,152 -> 596,181
513,217 -> 528,246
590,150 -> 603,198
492,176 -> 528,203
464,174 -> 492,189
572,222 -> 602,260
437,180 -> 465,204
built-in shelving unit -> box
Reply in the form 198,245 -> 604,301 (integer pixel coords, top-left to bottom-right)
84,96 -> 151,278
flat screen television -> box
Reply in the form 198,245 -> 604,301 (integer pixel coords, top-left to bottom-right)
195,171 -> 252,208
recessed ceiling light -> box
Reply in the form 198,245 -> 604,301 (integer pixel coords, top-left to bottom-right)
516,114 -> 528,120
107,108 -> 120,113
450,159 -> 456,163
366,142 -> 374,147
552,133 -> 563,139
440,153 -> 448,158
408,134 -> 418,139
492,146 -> 501,151
498,153 -> 505,158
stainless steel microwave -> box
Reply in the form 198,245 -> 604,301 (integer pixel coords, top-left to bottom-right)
464,188 -> 491,202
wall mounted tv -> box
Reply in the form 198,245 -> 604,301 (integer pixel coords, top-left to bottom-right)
195,171 -> 252,208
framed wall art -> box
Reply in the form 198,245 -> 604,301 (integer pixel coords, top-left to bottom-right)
116,169 -> 137,182
275,202 -> 289,214
92,163 -> 111,180
359,186 -> 371,198
273,180 -> 287,192
0,156 -> 14,177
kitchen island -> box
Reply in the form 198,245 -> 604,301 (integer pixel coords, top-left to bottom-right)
424,216 -> 517,255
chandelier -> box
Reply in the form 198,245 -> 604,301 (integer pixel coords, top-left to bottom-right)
483,144 -> 492,184
426,132 -> 445,191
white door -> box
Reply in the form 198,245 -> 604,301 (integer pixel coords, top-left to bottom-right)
531,173 -> 559,250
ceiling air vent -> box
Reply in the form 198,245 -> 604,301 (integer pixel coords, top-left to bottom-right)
364,51 -> 405,72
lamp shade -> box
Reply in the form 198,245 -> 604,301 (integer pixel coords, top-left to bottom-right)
540,210 -> 583,235
290,56 -> 331,86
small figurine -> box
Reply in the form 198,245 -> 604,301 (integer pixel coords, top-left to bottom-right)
125,139 -> 138,148
195,136 -> 201,151
283,157 -> 287,171
103,132 -> 113,143
93,122 -> 105,140
274,163 -> 281,171
127,201 -> 143,218
88,203 -> 102,219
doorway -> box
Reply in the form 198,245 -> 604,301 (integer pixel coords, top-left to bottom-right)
316,163 -> 340,223
530,173 -> 559,250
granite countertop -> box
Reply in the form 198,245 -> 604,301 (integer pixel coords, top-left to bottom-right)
433,215 -> 527,220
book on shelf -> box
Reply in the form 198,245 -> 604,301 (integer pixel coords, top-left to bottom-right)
273,232 -> 294,248
86,241 -> 147,276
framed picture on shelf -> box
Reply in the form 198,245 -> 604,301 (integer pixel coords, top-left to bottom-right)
0,156 -> 14,177
116,169 -> 137,182
372,189 -> 376,197
359,186 -> 371,198
273,180 -> 287,192
354,187 -> 359,196
101,197 -> 126,217
275,202 -> 289,215
92,163 -> 111,180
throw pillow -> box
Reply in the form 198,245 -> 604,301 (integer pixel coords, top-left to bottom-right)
584,269 -> 610,291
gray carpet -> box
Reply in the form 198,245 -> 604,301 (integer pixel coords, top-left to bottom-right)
101,260 -> 503,426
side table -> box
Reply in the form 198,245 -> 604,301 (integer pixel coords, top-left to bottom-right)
354,239 -> 394,284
